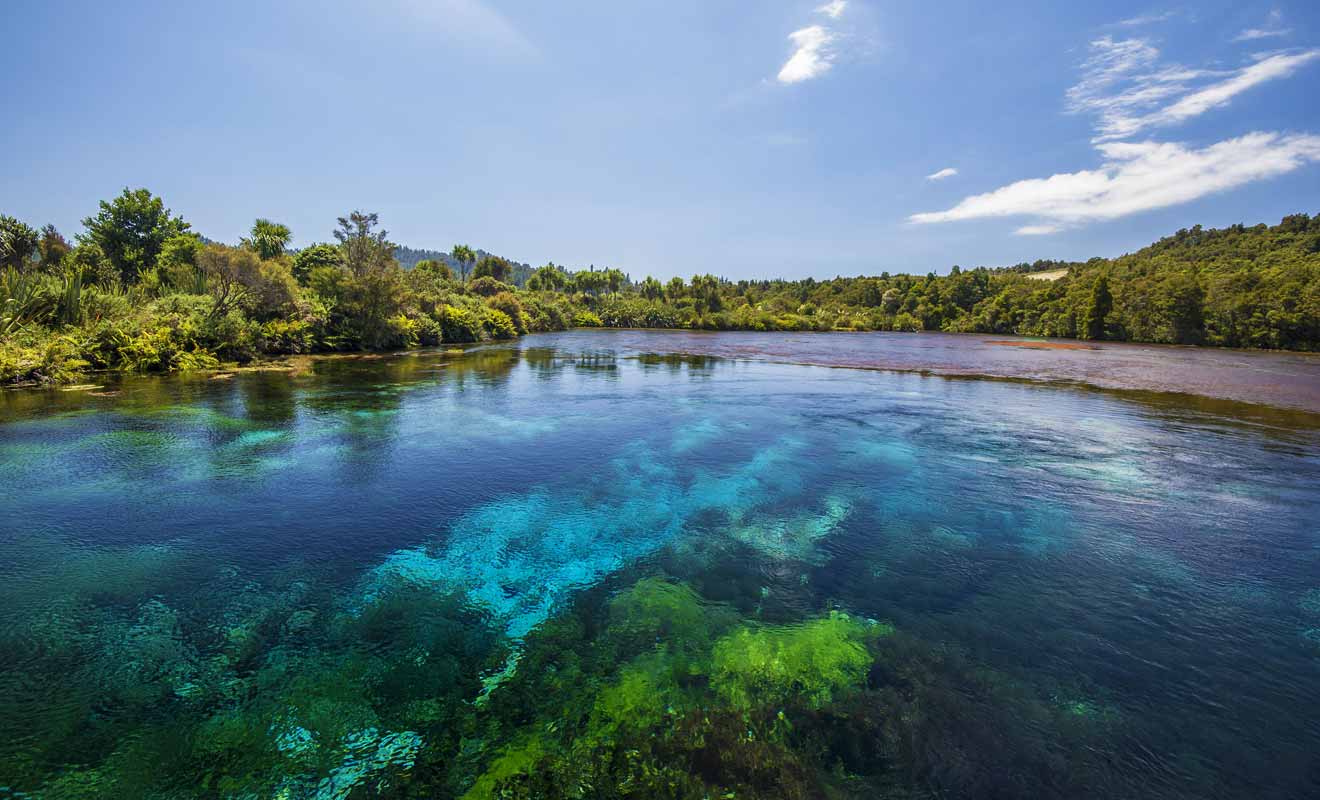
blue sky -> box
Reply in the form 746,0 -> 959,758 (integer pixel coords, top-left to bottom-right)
4,0 -> 1319,279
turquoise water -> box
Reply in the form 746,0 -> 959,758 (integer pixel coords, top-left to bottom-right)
1,332 -> 1319,798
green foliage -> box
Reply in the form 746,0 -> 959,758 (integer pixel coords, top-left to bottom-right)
468,276 -> 512,297
0,328 -> 88,384
8,201 -> 1317,387
80,188 -> 190,283
451,244 -> 477,282
0,214 -> 40,271
413,258 -> 455,284
37,224 -> 71,272
482,307 -> 517,340
244,218 -> 292,260
486,291 -> 526,333
527,264 -> 567,291
1,267 -> 56,334
157,233 -> 205,292
437,304 -> 483,343
1083,275 -> 1112,340
472,255 -> 512,283
54,270 -> 84,326
291,243 -> 342,285
334,211 -> 395,277
710,611 -> 886,711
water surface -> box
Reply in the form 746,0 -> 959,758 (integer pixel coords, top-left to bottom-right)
1,331 -> 1318,799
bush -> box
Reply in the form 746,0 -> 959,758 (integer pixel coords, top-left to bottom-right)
437,304 -> 483,343
482,308 -> 517,339
468,276 -> 513,297
259,319 -> 315,354
0,330 -> 88,384
572,310 -> 603,327
891,312 -> 923,332
486,292 -> 526,334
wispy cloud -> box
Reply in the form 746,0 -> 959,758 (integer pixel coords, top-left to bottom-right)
909,16 -> 1320,235
1235,10 -> 1291,42
817,0 -> 848,20
1066,36 -> 1319,141
926,167 -> 959,181
778,25 -> 836,83
1115,10 -> 1176,27
909,132 -> 1320,230
775,1 -> 851,84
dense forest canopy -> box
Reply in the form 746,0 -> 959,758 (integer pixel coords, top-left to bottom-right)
2,188 -> 1317,384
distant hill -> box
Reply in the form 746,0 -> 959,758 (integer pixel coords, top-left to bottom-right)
394,245 -> 535,286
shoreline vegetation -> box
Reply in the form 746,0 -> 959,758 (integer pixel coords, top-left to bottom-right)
3,189 -> 1318,386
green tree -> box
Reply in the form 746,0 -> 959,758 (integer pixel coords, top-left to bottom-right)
245,219 -> 293,260
414,259 -> 455,283
528,264 -> 566,291
292,243 -> 341,284
37,225 -> 71,273
639,276 -> 664,300
198,244 -> 265,319
1082,275 -> 1112,340
334,211 -> 396,276
451,244 -> 477,283
80,188 -> 190,283
0,215 -> 39,271
158,233 -> 205,292
1162,274 -> 1205,345
473,255 -> 511,283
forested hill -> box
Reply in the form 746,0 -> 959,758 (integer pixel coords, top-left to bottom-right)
394,245 -> 534,285
977,213 -> 1320,348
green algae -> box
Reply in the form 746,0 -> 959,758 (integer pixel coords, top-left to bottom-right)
710,611 -> 890,711
461,736 -> 548,800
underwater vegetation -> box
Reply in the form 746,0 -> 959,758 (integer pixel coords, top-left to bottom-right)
2,339 -> 1320,798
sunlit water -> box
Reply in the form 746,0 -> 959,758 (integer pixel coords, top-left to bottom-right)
1,331 -> 1318,799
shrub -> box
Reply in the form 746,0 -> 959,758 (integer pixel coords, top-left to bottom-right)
482,308 -> 517,340
891,312 -> 923,332
259,319 -> 315,354
468,276 -> 513,297
436,304 -> 483,343
486,291 -> 526,334
572,310 -> 603,328
0,330 -> 88,384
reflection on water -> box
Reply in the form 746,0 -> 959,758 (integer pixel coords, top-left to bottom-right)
1,332 -> 1319,799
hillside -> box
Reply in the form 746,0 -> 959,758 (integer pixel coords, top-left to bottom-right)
394,245 -> 536,286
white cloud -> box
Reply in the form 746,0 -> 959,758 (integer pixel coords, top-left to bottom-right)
909,132 -> 1320,229
1066,37 -> 1319,141
817,0 -> 848,19
926,167 -> 959,181
1149,51 -> 1320,128
1235,10 -> 1291,42
778,25 -> 836,84
1015,225 -> 1063,236
1116,11 -> 1176,27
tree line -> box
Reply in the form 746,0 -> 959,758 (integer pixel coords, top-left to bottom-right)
2,188 -> 1317,384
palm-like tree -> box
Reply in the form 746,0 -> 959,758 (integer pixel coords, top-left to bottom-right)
450,244 -> 476,282
248,219 -> 292,260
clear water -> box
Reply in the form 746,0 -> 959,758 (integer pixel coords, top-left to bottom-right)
1,331 -> 1318,799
